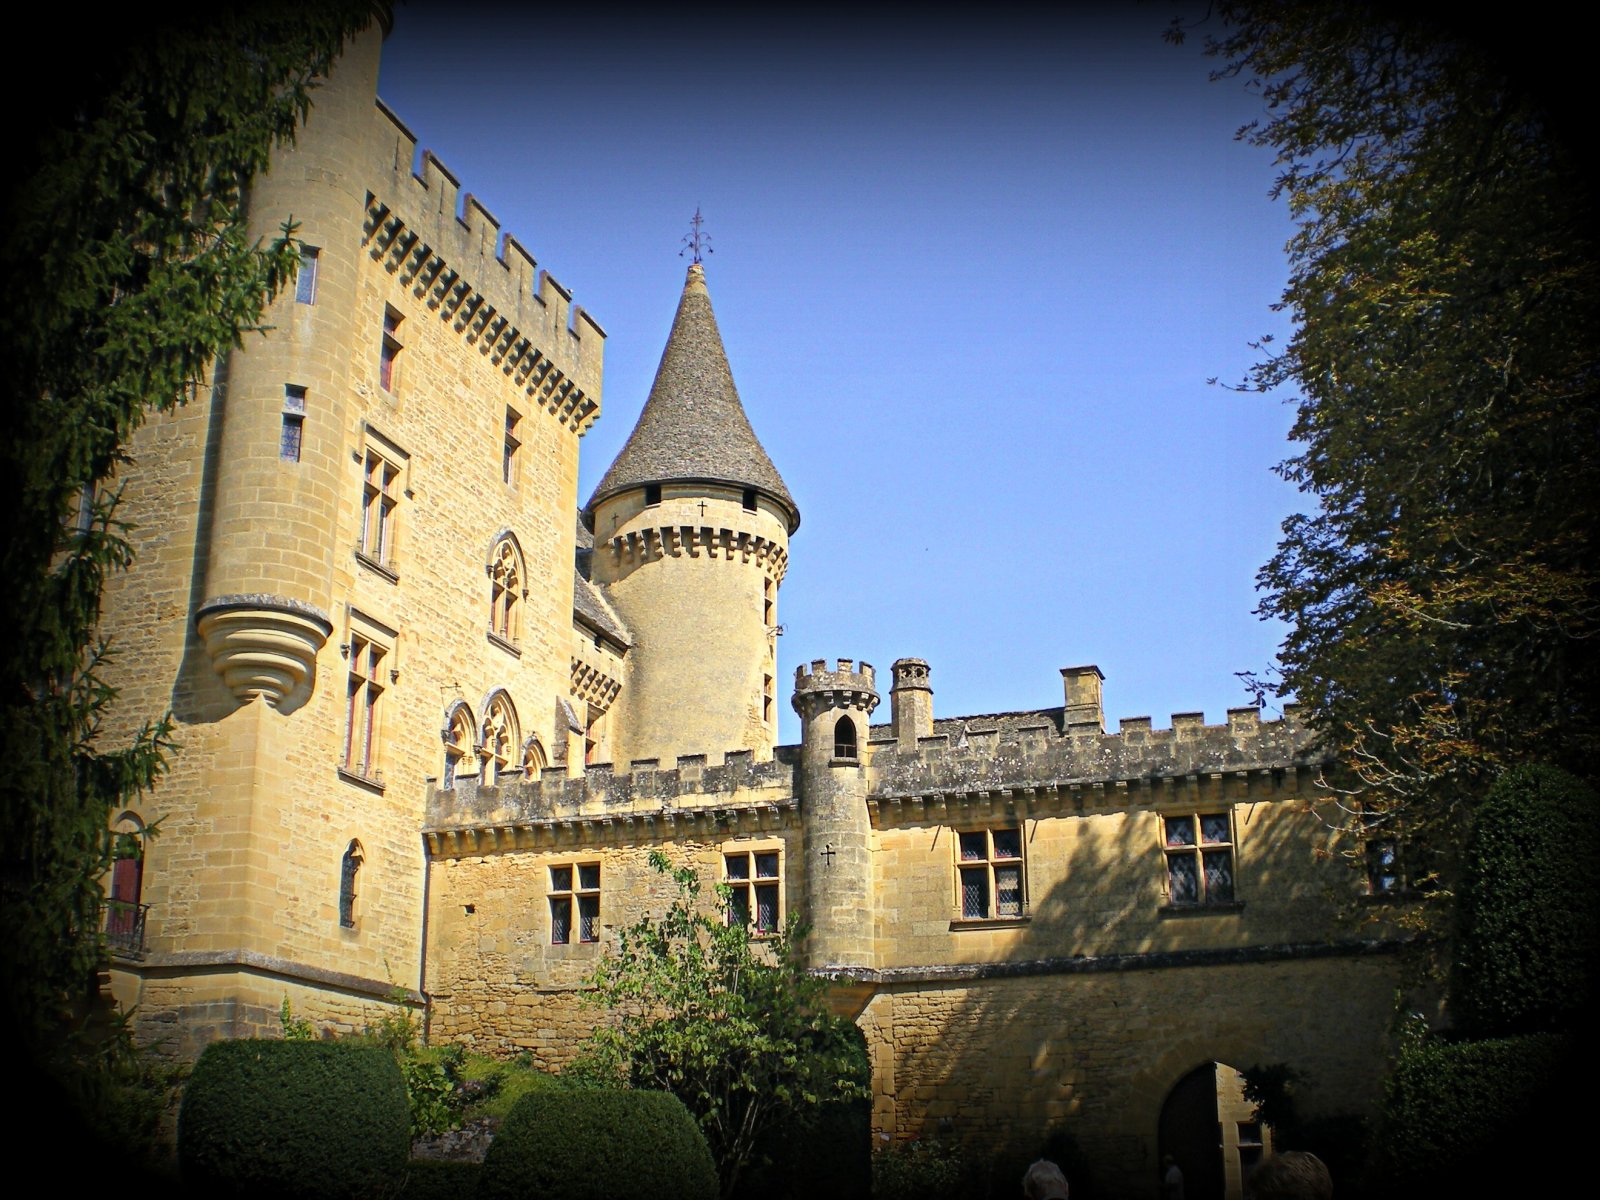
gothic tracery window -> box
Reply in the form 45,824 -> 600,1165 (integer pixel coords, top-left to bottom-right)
442,703 -> 476,790
488,536 -> 523,646
481,692 -> 519,786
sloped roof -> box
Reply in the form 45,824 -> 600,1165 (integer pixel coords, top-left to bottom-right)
573,575 -> 630,647
585,264 -> 798,531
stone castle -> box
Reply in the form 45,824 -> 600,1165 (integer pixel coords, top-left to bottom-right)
98,19 -> 1408,1199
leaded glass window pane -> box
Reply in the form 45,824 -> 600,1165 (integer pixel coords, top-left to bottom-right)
726,854 -> 750,881
578,864 -> 600,891
1168,854 -> 1199,903
578,894 -> 600,942
992,828 -> 1021,859
755,884 -> 779,931
961,867 -> 989,918
1200,814 -> 1231,845
550,866 -> 572,892
1203,850 -> 1234,902
550,896 -> 571,944
996,865 -> 1022,917
959,831 -> 988,861
756,852 -> 779,879
1165,816 -> 1196,847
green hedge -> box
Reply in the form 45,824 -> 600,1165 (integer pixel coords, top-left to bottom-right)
1368,1032 -> 1574,1195
1453,763 -> 1600,1036
479,1089 -> 716,1200
178,1039 -> 409,1199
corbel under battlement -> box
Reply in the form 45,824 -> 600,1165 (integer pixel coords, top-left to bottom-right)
606,526 -> 788,581
370,99 -> 604,404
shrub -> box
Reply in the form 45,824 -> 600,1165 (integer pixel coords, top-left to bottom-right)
1366,1030 -> 1574,1196
479,1088 -> 717,1200
178,1038 -> 409,1199
1453,764 -> 1600,1036
738,1095 -> 869,1200
872,1139 -> 965,1200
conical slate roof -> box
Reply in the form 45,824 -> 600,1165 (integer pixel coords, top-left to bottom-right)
586,263 -> 799,531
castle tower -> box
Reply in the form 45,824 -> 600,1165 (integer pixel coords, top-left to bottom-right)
793,659 -> 878,969
585,263 -> 798,765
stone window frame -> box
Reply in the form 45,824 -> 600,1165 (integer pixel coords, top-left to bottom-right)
723,842 -> 783,936
549,861 -> 601,945
356,427 -> 409,580
521,734 -> 547,780
486,532 -> 526,654
378,305 -> 403,393
441,701 -> 477,791
338,610 -> 397,790
1161,811 -> 1238,908
502,405 -> 522,487
295,245 -> 319,305
953,826 -> 1026,924
480,689 -> 520,786
280,385 -> 307,463
833,714 -> 858,762
339,839 -> 364,929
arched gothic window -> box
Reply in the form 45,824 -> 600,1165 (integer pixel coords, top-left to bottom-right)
481,692 -> 519,785
834,715 -> 858,761
442,703 -> 476,790
522,735 -> 547,780
340,840 -> 364,929
488,536 -> 523,645
107,813 -> 146,952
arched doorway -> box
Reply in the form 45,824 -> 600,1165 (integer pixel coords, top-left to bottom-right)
1157,1062 -> 1270,1200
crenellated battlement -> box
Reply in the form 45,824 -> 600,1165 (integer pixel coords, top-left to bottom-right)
867,704 -> 1326,813
792,658 -> 880,718
604,524 -> 789,581
367,99 -> 604,425
423,746 -> 801,857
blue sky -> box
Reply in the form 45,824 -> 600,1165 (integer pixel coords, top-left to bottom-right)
376,3 -> 1304,744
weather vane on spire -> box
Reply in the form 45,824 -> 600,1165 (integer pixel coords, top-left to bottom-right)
680,207 -> 713,265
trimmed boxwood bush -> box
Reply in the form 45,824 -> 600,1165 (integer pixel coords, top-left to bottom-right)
179,1038 -> 409,1199
1453,763 -> 1600,1036
479,1089 -> 716,1200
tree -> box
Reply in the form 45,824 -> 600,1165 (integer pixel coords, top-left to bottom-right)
0,0 -> 382,1096
572,852 -> 870,1199
1171,4 -> 1598,883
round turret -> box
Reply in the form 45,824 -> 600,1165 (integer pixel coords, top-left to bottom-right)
793,659 -> 878,969
196,25 -> 385,706
585,264 -> 796,765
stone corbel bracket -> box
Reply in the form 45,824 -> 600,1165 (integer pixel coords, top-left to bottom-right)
195,595 -> 334,709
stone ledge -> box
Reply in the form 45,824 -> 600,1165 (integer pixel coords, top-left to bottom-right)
118,946 -> 422,1004
812,935 -> 1411,987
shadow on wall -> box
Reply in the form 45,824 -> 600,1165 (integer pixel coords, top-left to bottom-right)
874,790 -> 1407,1199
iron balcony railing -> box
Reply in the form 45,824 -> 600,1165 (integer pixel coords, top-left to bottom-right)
105,900 -> 149,956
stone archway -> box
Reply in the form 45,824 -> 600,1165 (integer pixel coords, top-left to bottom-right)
1157,1062 -> 1269,1200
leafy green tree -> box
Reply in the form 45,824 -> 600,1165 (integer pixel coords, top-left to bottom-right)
1171,4 -> 1598,880
0,0 -> 381,1098
571,851 -> 870,1199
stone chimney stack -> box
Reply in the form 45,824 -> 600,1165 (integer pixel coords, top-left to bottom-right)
890,658 -> 933,752
1061,665 -> 1105,734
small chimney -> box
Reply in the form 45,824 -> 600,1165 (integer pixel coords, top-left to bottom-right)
890,658 -> 934,752
1061,665 -> 1105,734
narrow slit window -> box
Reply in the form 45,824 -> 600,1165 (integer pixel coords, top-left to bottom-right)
379,308 -> 403,392
280,386 -> 306,462
295,247 -> 320,305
